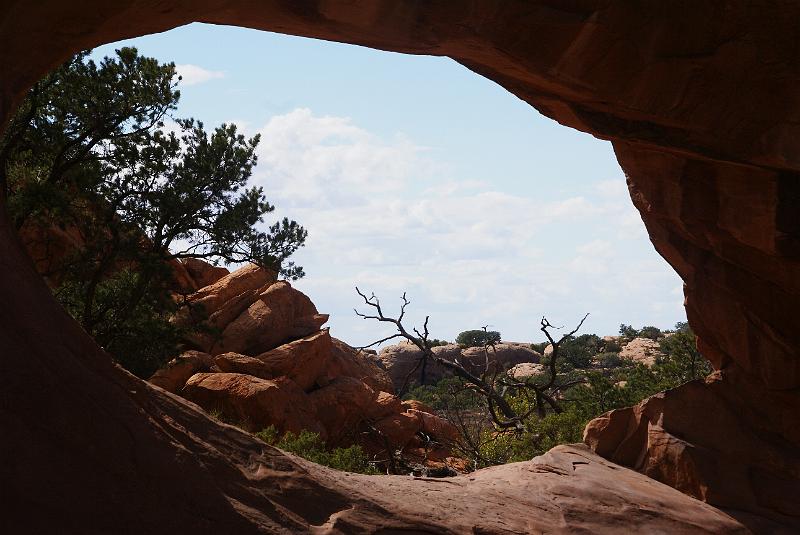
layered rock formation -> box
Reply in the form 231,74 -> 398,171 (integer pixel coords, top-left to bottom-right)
379,341 -> 542,391
151,264 -> 463,470
2,1 -> 799,533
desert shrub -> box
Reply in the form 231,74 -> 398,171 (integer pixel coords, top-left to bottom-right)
405,376 -> 483,411
637,326 -> 663,340
596,351 -> 624,368
256,427 -> 378,474
456,329 -> 501,348
619,324 -> 638,338
530,341 -> 548,353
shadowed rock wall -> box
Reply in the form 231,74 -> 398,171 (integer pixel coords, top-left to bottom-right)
1,1 -> 798,532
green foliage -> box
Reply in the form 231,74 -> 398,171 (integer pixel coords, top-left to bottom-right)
456,329 -> 501,348
596,351 -> 624,368
656,329 -> 712,385
618,324 -> 663,340
405,376 -> 483,412
55,269 -> 183,378
530,341 -> 548,353
449,324 -> 713,469
256,427 -> 378,475
540,334 -> 600,370
2,48 -> 307,376
426,338 -> 451,347
619,324 -> 638,338
637,325 -> 662,340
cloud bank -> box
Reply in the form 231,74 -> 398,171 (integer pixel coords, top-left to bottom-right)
247,109 -> 684,345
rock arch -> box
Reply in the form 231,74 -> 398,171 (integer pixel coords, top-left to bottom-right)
1,2 -> 797,532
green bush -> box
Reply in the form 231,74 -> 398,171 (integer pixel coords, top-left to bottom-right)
596,351 -> 624,368
637,326 -> 663,340
256,427 -> 378,475
456,329 -> 501,348
404,376 -> 482,411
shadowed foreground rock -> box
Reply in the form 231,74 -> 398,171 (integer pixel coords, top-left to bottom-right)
2,1 -> 800,532
585,369 -> 800,533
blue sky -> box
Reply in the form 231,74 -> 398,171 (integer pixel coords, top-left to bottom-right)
93,23 -> 685,345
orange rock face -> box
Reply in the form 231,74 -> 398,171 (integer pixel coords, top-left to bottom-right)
584,369 -> 800,533
2,1 -> 799,533
180,258 -> 229,289
183,372 -> 324,436
148,350 -> 213,393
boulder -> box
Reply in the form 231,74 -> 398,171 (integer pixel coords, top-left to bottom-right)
378,341 -> 452,390
508,362 -> 545,379
148,351 -> 214,393
372,412 -> 422,449
308,376 -> 380,444
181,372 -> 324,437
211,281 -> 328,355
410,409 -> 461,445
401,399 -> 435,414
181,258 -> 230,289
619,337 -> 663,367
212,352 -> 271,378
374,391 -> 403,416
461,342 -> 541,373
186,263 -> 275,319
585,369 -> 800,531
250,330 -> 332,391
328,337 -> 395,394
379,342 -> 542,391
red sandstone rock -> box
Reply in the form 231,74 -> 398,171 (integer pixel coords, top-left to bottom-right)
211,281 -> 328,355
328,337 -> 395,394
374,390 -> 403,415
585,369 -> 800,532
461,342 -> 542,373
619,336 -> 663,366
212,352 -> 270,377
250,330 -> 332,391
401,399 -> 434,414
372,411 -> 422,449
147,350 -> 213,393
309,376 -> 382,445
185,263 -> 274,318
181,258 -> 229,289
182,372 -> 324,437
3,2 -> 800,532
410,408 -> 461,445
379,341 -> 542,391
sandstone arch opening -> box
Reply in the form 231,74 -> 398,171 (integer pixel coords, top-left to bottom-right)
2,3 -> 798,533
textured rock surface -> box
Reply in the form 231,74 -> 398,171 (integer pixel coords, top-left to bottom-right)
618,336 -> 663,366
2,1 -> 799,532
182,372 -> 325,436
379,341 -> 542,391
212,281 -> 327,355
181,258 -> 229,289
250,330 -> 333,391
148,350 -> 213,393
585,369 -> 800,533
461,342 -> 542,372
328,336 -> 395,394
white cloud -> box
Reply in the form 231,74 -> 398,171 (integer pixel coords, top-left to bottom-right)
244,108 -> 684,345
175,64 -> 225,86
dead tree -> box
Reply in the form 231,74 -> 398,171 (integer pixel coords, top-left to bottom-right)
355,287 -> 588,431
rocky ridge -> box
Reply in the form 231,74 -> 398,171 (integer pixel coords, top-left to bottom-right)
150,262 -> 463,472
